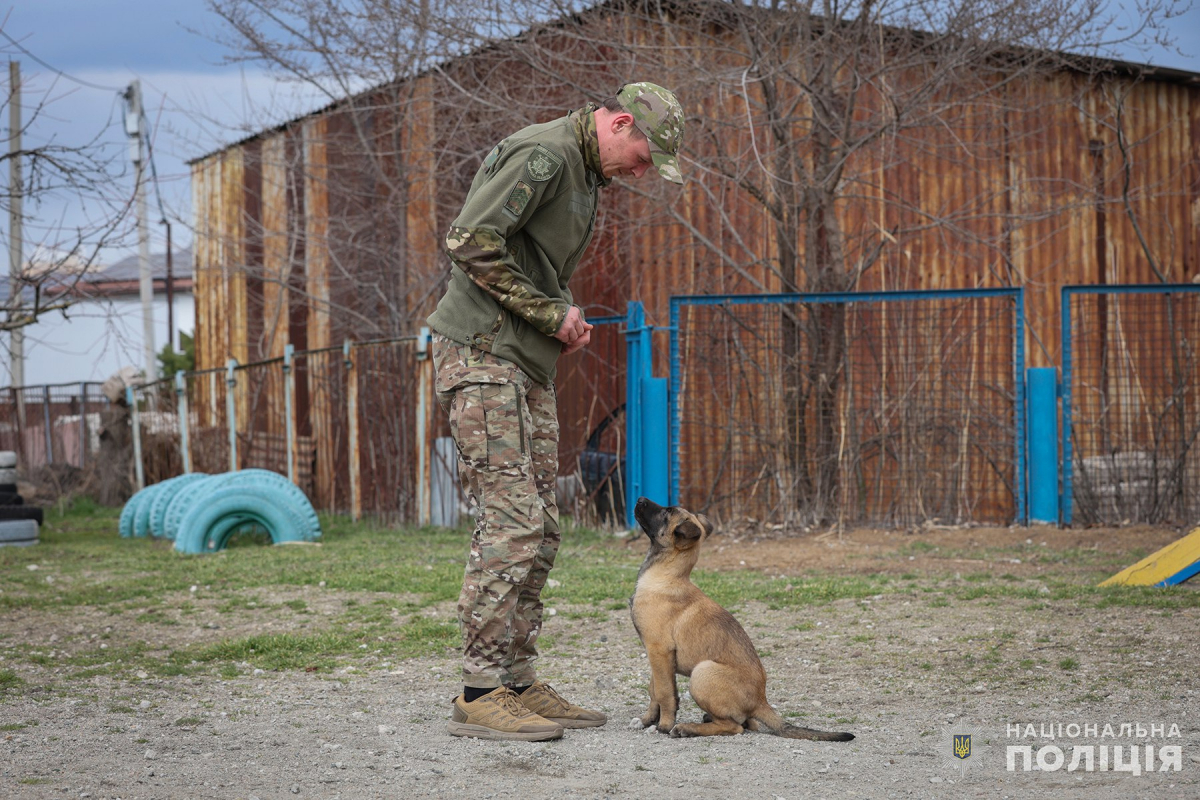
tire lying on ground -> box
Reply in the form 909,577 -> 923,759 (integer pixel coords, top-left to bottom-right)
0,518 -> 38,547
0,506 -> 44,525
161,476 -> 223,543
173,484 -> 321,554
146,473 -> 209,539
132,481 -> 172,538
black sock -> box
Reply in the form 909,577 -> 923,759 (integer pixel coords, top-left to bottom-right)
512,684 -> 532,695
463,686 -> 494,703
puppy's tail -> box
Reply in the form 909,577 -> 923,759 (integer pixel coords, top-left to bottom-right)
748,705 -> 855,742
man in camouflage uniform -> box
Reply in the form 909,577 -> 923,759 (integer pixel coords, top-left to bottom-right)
428,83 -> 685,741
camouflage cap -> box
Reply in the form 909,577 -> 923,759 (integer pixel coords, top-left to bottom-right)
616,82 -> 685,184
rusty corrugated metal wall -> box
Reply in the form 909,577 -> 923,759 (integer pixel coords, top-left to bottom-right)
189,12 -> 1198,521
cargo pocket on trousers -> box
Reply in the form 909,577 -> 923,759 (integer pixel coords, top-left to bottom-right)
450,382 -> 526,471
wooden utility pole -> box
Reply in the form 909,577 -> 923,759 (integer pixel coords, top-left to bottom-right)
126,80 -> 156,382
8,60 -> 24,391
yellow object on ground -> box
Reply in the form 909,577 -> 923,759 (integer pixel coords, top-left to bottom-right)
1099,526 -> 1200,587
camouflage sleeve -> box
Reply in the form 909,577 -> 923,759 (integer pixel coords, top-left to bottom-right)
445,225 -> 568,337
445,139 -> 569,337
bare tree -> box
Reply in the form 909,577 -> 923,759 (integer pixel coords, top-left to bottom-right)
201,0 -> 1187,524
1,43 -> 134,336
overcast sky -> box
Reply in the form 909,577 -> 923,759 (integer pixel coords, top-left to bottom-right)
4,0 -> 1199,266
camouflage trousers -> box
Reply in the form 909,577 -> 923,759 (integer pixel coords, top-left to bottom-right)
432,333 -> 561,689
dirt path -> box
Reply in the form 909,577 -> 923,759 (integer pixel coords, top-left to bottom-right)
3,526 -> 1198,799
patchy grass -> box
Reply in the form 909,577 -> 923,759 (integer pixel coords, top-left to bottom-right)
1,498 -> 1197,689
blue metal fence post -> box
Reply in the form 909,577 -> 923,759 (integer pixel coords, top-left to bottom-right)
1015,288 -> 1028,525
1060,287 -> 1074,525
624,302 -> 645,527
1026,368 -> 1059,524
668,298 -> 681,507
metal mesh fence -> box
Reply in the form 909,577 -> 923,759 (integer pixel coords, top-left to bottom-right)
0,383 -> 110,471
1064,286 -> 1200,526
122,338 -> 426,522
184,367 -> 232,476
233,358 -> 291,479
553,318 -> 627,523
671,290 -> 1023,528
130,377 -> 183,485
352,341 -> 422,524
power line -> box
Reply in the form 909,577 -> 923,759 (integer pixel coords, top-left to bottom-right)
0,29 -> 124,93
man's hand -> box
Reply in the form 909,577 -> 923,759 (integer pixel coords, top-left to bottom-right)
562,328 -> 592,355
554,305 -> 594,354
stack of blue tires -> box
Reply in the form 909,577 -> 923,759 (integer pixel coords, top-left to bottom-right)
119,469 -> 322,553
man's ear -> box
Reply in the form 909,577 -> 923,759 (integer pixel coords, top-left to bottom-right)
609,111 -> 636,136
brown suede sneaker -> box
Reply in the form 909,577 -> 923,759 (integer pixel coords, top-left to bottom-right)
517,681 -> 607,728
447,687 -> 564,741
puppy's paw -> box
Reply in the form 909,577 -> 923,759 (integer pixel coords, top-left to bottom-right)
668,724 -> 693,738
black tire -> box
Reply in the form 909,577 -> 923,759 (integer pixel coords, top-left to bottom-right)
0,506 -> 43,525
0,483 -> 17,494
0,518 -> 38,544
0,493 -> 23,506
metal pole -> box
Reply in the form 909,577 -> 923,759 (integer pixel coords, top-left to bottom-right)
41,385 -> 52,464
8,61 -> 24,398
164,221 -> 173,350
416,327 -> 431,526
624,302 -> 644,528
126,80 -> 157,382
345,340 -> 361,520
128,386 -> 144,491
78,382 -> 87,468
284,344 -> 296,484
176,371 -> 191,473
226,359 -> 238,472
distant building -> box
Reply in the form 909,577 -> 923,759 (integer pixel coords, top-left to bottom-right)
1,248 -> 193,387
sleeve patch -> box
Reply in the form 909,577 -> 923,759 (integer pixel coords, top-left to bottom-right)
482,144 -> 503,173
503,180 -> 535,219
526,145 -> 562,182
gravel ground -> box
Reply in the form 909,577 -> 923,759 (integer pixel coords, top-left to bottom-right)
3,597 -> 1197,798
2,526 -> 1198,799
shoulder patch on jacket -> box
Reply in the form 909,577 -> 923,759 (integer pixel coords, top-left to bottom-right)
503,180 -> 535,219
526,145 -> 562,182
482,144 -> 503,174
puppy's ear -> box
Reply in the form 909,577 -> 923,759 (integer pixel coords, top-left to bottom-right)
675,516 -> 704,541
695,513 -> 715,537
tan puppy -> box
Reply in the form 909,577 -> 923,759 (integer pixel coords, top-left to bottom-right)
629,497 -> 855,741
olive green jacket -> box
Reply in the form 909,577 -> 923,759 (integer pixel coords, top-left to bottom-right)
427,110 -> 604,385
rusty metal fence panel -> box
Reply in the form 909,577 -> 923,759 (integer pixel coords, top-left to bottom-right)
0,382 -> 109,471
123,336 -> 428,523
670,289 -> 1026,528
1062,285 -> 1200,526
